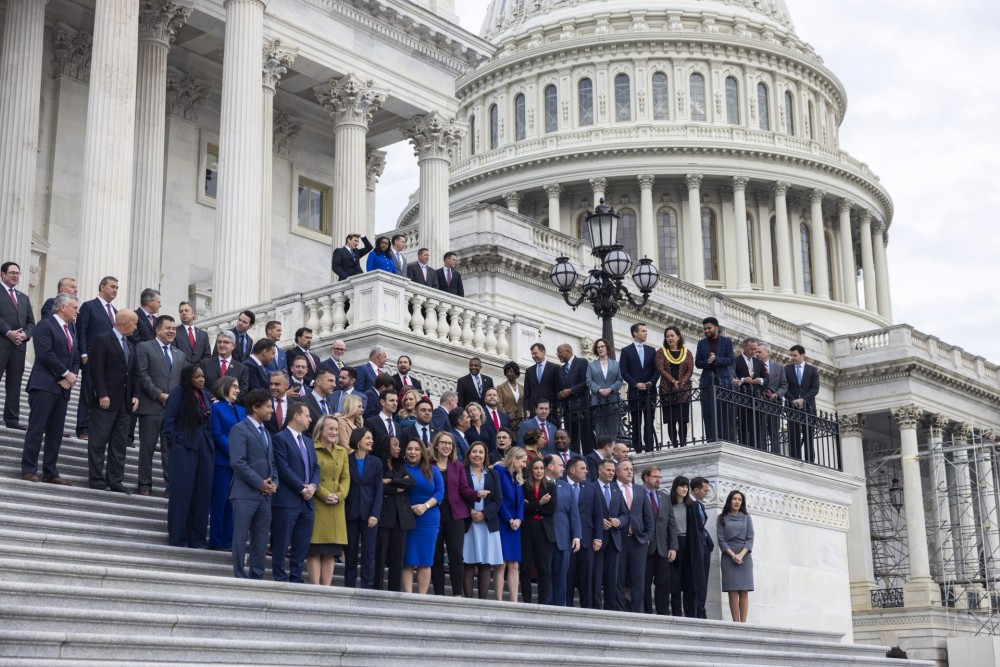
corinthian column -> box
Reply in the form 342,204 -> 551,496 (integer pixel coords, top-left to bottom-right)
78,0 -> 140,295
732,177 -> 752,290
543,184 -> 561,234
809,189 -> 830,299
872,220 -> 893,320
366,146 -> 386,237
685,174 -> 705,287
129,1 -> 189,304
772,182 -> 793,294
590,177 -> 607,209
858,209 -> 877,313
403,112 -> 465,265
838,199 -> 858,305
212,0 -> 267,314
638,175 -> 656,261
839,414 -> 875,610
0,0 -> 48,269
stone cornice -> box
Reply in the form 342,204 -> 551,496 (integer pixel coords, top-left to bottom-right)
833,358 -> 1000,404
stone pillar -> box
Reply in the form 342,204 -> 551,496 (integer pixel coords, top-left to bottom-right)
755,190 -> 774,291
840,414 -> 876,611
837,199 -> 858,306
890,404 -> 940,608
543,184 -> 561,234
259,38 -> 295,301
0,0 -> 48,269
78,0 -> 141,295
809,189 -> 830,299
720,188 -> 738,289
976,435 -> 1000,579
403,112 -> 464,266
365,145 -> 386,237
590,177 -> 606,209
128,1 -> 189,304
315,73 -> 385,264
685,173 -> 705,287
503,191 -> 521,215
732,177 -> 752,290
772,182 -> 793,294
858,209 -> 877,313
872,220 -> 893,320
926,414 -> 954,583
950,424 -> 980,586
638,174 -> 656,260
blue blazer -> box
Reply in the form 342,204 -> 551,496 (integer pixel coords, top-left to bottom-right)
575,480 -> 604,545
210,400 -> 246,467
76,298 -> 116,358
517,417 -> 557,452
430,405 -> 450,432
586,359 -> 623,406
622,482 -> 655,545
245,357 -> 271,393
272,427 -> 320,510
27,316 -> 81,398
619,343 -> 659,396
228,418 -> 278,501
465,423 -> 496,452
366,251 -> 397,274
595,481 -> 629,552
263,346 -> 287,373
329,389 -> 367,415
695,336 -> 736,387
161,387 -> 214,455
449,428 -> 471,460
344,452 -> 384,521
551,478 -> 582,551
354,363 -> 378,394
495,464 -> 524,524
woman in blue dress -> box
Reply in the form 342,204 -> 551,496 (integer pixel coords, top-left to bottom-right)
208,375 -> 244,550
462,441 -> 503,598
401,437 -> 443,594
493,446 -> 527,602
366,235 -> 397,274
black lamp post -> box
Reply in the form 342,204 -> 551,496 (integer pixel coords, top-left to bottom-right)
548,199 -> 660,359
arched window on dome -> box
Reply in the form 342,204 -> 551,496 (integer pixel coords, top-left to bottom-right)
690,73 -> 707,121
544,84 -> 558,133
578,78 -> 594,126
514,93 -> 526,142
468,115 -> 476,156
702,207 -> 719,281
808,100 -> 816,140
800,222 -> 813,294
784,91 -> 795,136
747,213 -> 757,285
657,207 -> 679,276
651,72 -> 669,120
489,104 -> 499,150
725,77 -> 740,125
618,207 -> 638,258
757,83 -> 770,131
615,74 -> 632,122
770,216 -> 780,288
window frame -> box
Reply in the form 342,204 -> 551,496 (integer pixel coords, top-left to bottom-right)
514,93 -> 526,142
290,169 -> 334,242
690,73 -> 707,122
197,131 -> 220,208
544,84 -> 558,134
651,71 -> 669,121
578,77 -> 594,127
725,76 -> 740,125
757,82 -> 770,131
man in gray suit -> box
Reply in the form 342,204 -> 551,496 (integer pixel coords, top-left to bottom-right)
756,342 -> 788,454
641,465 -> 677,615
616,460 -> 655,613
135,315 -> 186,496
228,388 -> 277,579
390,234 -> 408,277
0,262 -> 35,429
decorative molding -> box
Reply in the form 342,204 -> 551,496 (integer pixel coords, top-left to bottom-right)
838,414 -> 865,438
773,181 -> 791,197
138,0 -> 189,46
711,479 -> 849,530
165,68 -> 210,121
890,404 -> 923,430
365,145 -> 387,190
502,191 -> 521,209
731,176 -> 749,191
262,38 -> 297,91
637,174 -> 655,190
838,198 -> 855,214
685,173 -> 703,190
543,183 -> 562,199
589,177 -> 607,193
810,188 -> 826,204
52,23 -> 92,83
314,73 -> 386,128
403,112 -> 466,162
272,111 -> 302,157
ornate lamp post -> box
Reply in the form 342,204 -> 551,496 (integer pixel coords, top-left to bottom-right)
549,199 -> 660,358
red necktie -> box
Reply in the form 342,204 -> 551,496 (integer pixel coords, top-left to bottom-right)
221,358 -> 228,376
63,325 -> 73,353
8,288 -> 16,308
306,352 -> 316,373
106,303 -> 115,324
188,327 -> 196,349
492,409 -> 500,431
403,375 -> 409,386
275,399 -> 283,426
540,422 -> 548,445
650,490 -> 659,517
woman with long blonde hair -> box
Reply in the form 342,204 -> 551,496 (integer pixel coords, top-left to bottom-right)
492,446 -> 527,602
336,394 -> 364,448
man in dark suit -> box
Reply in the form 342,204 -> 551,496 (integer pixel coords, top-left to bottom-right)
266,370 -> 295,434
405,247 -> 439,288
200,331 -> 250,398
174,301 -> 211,363
757,342 -> 788,454
390,234 -> 408,277
616,460 -> 655,612
285,327 -> 321,385
244,339 -> 277,392
447,407 -> 472,459
524,343 -> 560,420
690,477 -> 714,619
135,316 -> 186,496
517,399 -> 557,451
642,465 -> 677,615
270,401 -> 318,583
585,435 -> 615,483
261,320 -> 287,373
228,389 -> 278,579
365,390 -> 399,449
456,357 -> 494,408
402,398 -> 438,447
331,233 -> 373,280
566,457 -> 603,608
303,367 -> 336,424
431,391 -> 457,432
619,323 -> 658,454
330,366 -> 368,416
544,454 -> 581,606
318,339 -> 347,378
223,310 -> 255,363
732,337 -> 766,448
392,354 -> 424,395
482,388 -> 509,434
593,458 -> 628,610
86,309 -> 140,492
365,374 -> 393,420
354,346 -> 386,395
0,262 -> 35,429
20,294 -> 79,484
40,276 -> 76,320
785,344 -> 820,462
695,316 -> 735,443
556,343 -> 590,454
130,288 -> 160,345
75,275 -> 120,438
435,251 -> 464,297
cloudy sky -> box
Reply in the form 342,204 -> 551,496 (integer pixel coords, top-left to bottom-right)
376,0 -> 999,360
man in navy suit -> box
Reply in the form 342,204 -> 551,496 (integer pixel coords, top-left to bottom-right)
556,343 -> 590,454
244,339 -> 277,392
40,276 -> 76,320
285,327 -> 322,384
391,354 -> 424,395
448,407 -> 471,459
75,275 -> 119,438
695,317 -> 735,443
585,435 -> 615,483
21,294 -> 79,484
435,251 -> 464,297
544,454 -> 581,606
354,346 -> 386,394
365,374 -> 394,420
432,391 -> 457,432
482,388 -> 510,433
616,460 -> 655,612
456,357 -> 494,408
129,288 -> 160,345
364,390 -> 399,449
0,262 -> 35,429
402,398 -> 438,447
593,459 -> 628,610
784,345 -> 821,462
566,457 -> 603,608
524,342 -> 560,420
260,320 -> 287,373
223,310 -> 255,363
228,389 -> 278,579
405,247 -> 439,288
690,477 -> 714,619
619,323 -> 659,454
331,233 -> 373,281
732,337 -> 767,448
517,399 -> 557,451
330,366 -> 368,415
270,401 -> 317,583
173,301 -> 211,363
303,368 -> 337,425
266,371 -> 295,435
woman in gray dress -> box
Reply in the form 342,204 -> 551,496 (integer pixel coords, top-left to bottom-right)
717,489 -> 754,622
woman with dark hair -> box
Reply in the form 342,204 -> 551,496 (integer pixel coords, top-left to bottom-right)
366,235 -> 396,274
718,489 -> 754,622
586,338 -> 622,438
163,365 -> 214,548
308,414 -> 351,586
667,475 -> 707,617
521,428 -> 544,464
402,438 -> 444,594
344,428 -> 384,589
655,325 -> 694,447
520,456 -> 557,603
208,375 -> 244,550
431,431 -> 476,596
489,426 -> 514,465
462,441 -> 503,598
497,361 -> 524,421
373,436 -> 414,591
493,446 -> 527,602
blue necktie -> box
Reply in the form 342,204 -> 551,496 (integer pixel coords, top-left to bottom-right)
537,363 -> 543,383
258,425 -> 269,452
603,483 -> 611,508
637,344 -> 644,366
297,434 -> 310,484
573,483 -> 580,504
796,365 -> 803,385
120,336 -> 129,363
162,345 -> 173,370
563,364 -> 570,378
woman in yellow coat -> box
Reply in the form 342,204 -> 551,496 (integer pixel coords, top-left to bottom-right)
307,414 -> 351,585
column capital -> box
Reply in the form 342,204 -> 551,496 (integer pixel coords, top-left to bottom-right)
503,191 -> 522,208
590,176 -> 608,192
402,112 -> 466,162
273,111 -> 302,157
543,183 -> 562,198
872,219 -> 887,234
314,73 -> 386,128
365,145 -> 387,190
772,180 -> 791,197
637,174 -> 655,190
731,175 -> 749,191
684,173 -> 703,190
838,198 -> 855,214
890,405 -> 923,430
165,68 -> 210,121
52,23 -> 93,83
926,413 -> 950,432
809,188 -> 826,204
138,1 -> 190,46
752,189 -> 771,207
838,414 -> 866,437
858,208 -> 872,223
948,422 -> 974,441
720,187 -> 734,202
262,38 -> 297,91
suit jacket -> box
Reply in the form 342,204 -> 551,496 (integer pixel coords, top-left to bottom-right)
173,324 -> 211,363
329,389 -> 367,415
318,357 -> 344,378
200,356 -> 250,398
286,346 -> 321,385
130,308 -> 157,345
694,499 -> 715,553
244,356 -> 272,393
482,406 -> 510,433
456,373 -> 494,408
228,417 -> 278,501
40,296 -> 57,321
450,428 -> 471,460
430,405 -> 451,432
496,381 -> 523,421
586,359 -> 623,406
649,488 -> 679,557
331,236 -> 373,280
784,363 -> 820,412
76,298 -> 117,359
265,396 -> 296,434
559,357 -> 590,409
595,480 -> 629,552
160,386 -> 213,454
435,267 -> 464,297
585,449 -> 607,483
354,362 -> 380,394
402,422 -> 438,447
619,342 -> 659,396
272,428 -> 320,510
406,262 -> 439,288
303,391 -> 335,425
87,330 -> 138,411
517,416 -> 557,451
135,339 -> 186,415
226,327 -> 253,363
465,465 -> 503,532
523,361 -> 560,414
345,452 -> 385,522
575,480 -> 605,545
551,478 -> 582,550
465,423 -> 496,452
26,316 -> 80,398
362,388 -> 380,420
524,478 -> 558,542
380,463 -> 416,531
391,250 -> 408,277
621,482 -> 655,545
0,285 -> 34,351
365,412 -> 399,449
263,346 -> 287,374
695,336 -> 736,387
392,372 -> 424,395
733,354 -> 766,396
761,358 -> 789,401
440,459 -> 475,521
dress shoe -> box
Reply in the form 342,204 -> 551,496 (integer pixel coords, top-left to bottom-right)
6,422 -> 28,431
21,473 -> 38,482
136,488 -> 151,496
78,434 -> 89,440
106,485 -> 129,494
43,477 -> 72,486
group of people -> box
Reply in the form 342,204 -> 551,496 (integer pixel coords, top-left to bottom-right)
330,233 -> 464,297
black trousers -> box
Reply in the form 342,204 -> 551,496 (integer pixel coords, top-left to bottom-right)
644,552 -> 671,614
0,346 -> 25,425
520,519 -> 552,604
788,409 -> 815,462
87,406 -> 131,489
432,507 -> 465,596
628,390 -> 657,453
669,535 -> 697,617
567,547 -> 594,608
375,526 -> 407,592
75,368 -> 91,436
21,390 -> 69,478
592,542 -> 620,610
661,401 -> 690,448
166,438 -> 213,548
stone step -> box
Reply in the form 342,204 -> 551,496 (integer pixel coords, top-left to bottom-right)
0,481 -> 167,519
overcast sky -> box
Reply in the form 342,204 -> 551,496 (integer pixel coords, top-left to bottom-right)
375,0 -> 999,360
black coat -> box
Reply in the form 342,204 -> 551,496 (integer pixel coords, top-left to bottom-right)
87,330 -> 138,411
379,462 -> 416,531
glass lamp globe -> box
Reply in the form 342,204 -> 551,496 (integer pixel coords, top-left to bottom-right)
602,248 -> 632,279
632,257 -> 659,292
549,257 -> 578,291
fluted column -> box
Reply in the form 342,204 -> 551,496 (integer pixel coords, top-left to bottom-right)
890,405 -> 940,608
926,414 -> 954,581
403,112 -> 465,265
590,177 -> 606,209
0,0 -> 48,269
858,209 -> 877,313
872,221 -> 893,320
809,189 -> 830,299
503,191 -> 521,215
685,174 -> 705,287
638,175 -> 656,260
543,184 -> 561,234
755,190 -> 774,291
366,146 -> 386,237
839,414 -> 875,611
772,182 -> 793,293
78,0 -> 141,295
837,199 -> 858,305
732,177 -> 752,290
128,1 -> 188,304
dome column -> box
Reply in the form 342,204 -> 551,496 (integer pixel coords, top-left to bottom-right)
839,414 -> 875,611
809,189 -> 830,299
685,174 -> 705,287
589,177 -> 606,209
873,221 -> 892,320
858,209 -> 877,313
837,199 -> 858,306
772,182 -> 793,294
543,184 -> 561,233
503,191 -> 521,216
732,177 -> 752,290
637,175 -> 656,261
